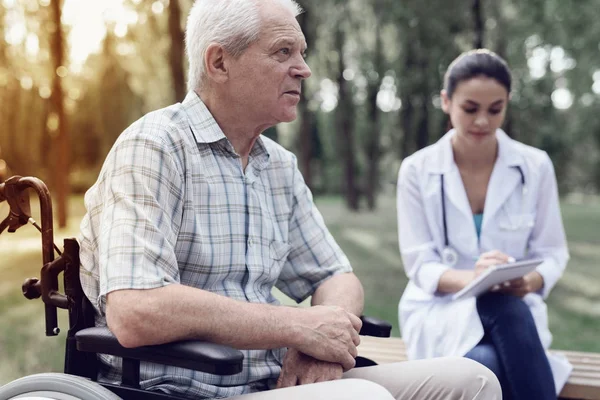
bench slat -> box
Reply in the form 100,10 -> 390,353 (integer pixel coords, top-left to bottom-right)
358,336 -> 600,400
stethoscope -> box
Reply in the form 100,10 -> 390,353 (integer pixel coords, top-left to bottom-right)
440,165 -> 528,267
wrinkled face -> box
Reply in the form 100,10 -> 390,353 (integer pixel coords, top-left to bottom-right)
226,2 -> 311,127
442,76 -> 509,145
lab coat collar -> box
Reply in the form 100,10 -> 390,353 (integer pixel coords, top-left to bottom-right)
424,129 -> 524,173
424,129 -> 526,229
483,129 -> 526,228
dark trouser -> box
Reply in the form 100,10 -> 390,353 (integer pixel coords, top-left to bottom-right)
464,292 -> 556,400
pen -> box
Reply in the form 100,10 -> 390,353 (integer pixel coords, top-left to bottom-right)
472,255 -> 516,263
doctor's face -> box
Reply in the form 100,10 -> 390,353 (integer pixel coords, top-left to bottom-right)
441,76 -> 509,144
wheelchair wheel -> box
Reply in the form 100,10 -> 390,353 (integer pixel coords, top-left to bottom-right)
0,372 -> 121,400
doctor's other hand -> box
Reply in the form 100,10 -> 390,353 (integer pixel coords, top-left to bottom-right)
474,250 -> 513,276
496,271 -> 544,297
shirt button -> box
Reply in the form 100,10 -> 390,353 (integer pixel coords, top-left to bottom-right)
248,238 -> 254,247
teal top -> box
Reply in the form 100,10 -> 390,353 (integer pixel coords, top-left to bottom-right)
473,213 -> 483,238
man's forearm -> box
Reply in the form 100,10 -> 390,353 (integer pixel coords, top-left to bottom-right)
311,272 -> 364,316
107,284 -> 297,349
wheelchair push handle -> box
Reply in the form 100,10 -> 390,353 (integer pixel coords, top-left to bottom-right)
0,175 -> 67,336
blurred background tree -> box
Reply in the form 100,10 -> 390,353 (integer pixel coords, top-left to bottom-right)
1,0 -> 599,207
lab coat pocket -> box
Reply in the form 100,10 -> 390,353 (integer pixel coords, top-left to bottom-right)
497,212 -> 536,258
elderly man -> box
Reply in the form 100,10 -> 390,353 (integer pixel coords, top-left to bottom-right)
79,0 -> 501,399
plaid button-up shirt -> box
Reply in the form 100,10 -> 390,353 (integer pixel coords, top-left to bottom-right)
79,92 -> 352,399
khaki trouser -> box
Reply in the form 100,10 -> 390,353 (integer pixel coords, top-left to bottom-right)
229,357 -> 502,400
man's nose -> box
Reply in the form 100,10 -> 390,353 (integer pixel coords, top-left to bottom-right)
291,56 -> 312,80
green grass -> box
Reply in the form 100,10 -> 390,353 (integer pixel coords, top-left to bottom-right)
1,193 -> 600,385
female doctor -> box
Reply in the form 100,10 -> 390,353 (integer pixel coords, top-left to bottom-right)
397,49 -> 571,400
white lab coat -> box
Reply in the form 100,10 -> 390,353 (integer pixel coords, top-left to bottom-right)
397,129 -> 572,394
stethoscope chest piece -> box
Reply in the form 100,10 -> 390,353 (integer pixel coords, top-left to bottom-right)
442,246 -> 459,267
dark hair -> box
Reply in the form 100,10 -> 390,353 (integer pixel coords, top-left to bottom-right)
444,49 -> 511,99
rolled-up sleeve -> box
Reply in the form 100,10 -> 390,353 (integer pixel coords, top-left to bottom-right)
275,156 -> 352,303
93,132 -> 185,311
397,160 -> 449,295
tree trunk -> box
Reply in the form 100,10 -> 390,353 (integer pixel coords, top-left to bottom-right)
415,94 -> 430,150
334,24 -> 359,211
472,0 -> 484,48
5,82 -> 20,174
297,5 -> 316,189
0,10 -> 6,177
415,56 -> 430,150
168,0 -> 186,101
49,0 -> 69,227
365,23 -> 383,210
492,1 -> 513,137
400,37 -> 416,159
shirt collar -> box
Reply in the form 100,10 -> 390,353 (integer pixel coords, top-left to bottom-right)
181,91 -> 270,160
181,91 -> 227,144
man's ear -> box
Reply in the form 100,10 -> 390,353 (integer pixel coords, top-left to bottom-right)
204,43 -> 229,84
440,89 -> 450,114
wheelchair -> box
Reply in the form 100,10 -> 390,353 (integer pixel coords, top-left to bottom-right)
0,176 -> 392,400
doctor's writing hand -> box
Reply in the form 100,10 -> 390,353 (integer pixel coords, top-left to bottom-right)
474,250 -> 513,277
497,271 -> 544,297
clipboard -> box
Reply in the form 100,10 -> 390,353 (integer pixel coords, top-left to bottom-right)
452,258 -> 544,301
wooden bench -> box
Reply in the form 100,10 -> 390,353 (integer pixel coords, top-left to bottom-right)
358,336 -> 600,400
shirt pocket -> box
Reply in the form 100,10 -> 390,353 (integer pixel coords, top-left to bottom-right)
269,240 -> 291,275
496,212 -> 536,258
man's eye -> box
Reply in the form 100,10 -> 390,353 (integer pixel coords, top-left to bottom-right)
279,48 -> 290,55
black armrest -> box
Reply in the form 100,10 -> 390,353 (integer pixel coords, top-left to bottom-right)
359,315 -> 392,338
75,327 -> 244,376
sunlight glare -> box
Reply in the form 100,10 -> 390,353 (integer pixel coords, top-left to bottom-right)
68,88 -> 81,101
549,46 -> 576,73
25,33 -> 39,57
318,78 -> 338,113
152,1 -> 165,14
63,0 -> 134,69
47,112 -> 59,134
20,76 -> 33,91
528,47 -> 548,79
114,22 -> 128,38
551,88 -> 573,110
593,71 -> 600,95
39,86 -> 52,99
5,11 -> 26,45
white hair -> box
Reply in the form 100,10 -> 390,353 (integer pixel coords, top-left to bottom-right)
185,0 -> 303,93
